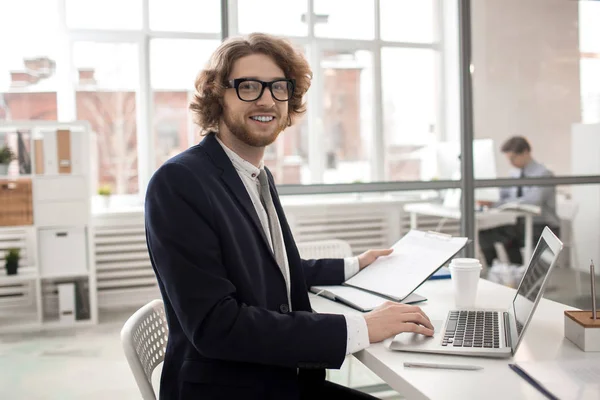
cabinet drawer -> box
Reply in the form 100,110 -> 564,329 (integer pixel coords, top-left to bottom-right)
35,201 -> 89,227
39,227 -> 87,277
34,176 -> 87,202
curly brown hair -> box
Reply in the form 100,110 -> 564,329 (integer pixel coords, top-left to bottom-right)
189,33 -> 313,134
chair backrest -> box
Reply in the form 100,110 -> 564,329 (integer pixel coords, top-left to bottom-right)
121,299 -> 168,400
556,198 -> 579,221
296,239 -> 353,259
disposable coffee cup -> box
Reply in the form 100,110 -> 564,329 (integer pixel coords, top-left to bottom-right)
448,258 -> 482,309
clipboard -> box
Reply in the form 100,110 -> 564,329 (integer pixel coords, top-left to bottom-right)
343,230 -> 469,302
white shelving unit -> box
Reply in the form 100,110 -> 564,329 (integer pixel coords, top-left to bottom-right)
0,121 -> 97,333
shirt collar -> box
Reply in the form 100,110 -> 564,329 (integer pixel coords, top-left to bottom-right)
522,159 -> 537,175
215,135 -> 263,181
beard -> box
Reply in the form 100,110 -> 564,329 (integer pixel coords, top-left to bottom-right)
222,109 -> 287,148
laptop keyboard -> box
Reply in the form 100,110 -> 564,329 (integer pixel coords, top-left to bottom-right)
442,311 -> 500,348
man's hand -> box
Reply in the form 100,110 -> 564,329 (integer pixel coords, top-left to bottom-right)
363,302 -> 434,343
357,248 -> 393,271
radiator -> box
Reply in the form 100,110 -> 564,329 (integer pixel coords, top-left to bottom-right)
93,212 -> 159,309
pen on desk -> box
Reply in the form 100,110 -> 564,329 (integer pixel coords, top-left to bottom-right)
508,364 -> 559,400
592,260 -> 597,321
403,362 -> 483,371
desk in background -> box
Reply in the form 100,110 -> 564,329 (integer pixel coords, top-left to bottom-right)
311,278 -> 599,400
403,202 -> 537,268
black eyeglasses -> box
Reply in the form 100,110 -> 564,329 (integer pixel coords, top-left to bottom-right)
225,78 -> 295,102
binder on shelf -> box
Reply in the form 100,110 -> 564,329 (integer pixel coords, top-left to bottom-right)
42,130 -> 58,174
56,129 -> 72,174
34,138 -> 44,175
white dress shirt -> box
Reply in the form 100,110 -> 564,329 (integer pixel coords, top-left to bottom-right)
216,137 -> 369,355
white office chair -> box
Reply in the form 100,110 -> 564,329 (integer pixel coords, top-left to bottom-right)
296,239 -> 359,387
121,299 -> 168,400
556,197 -> 582,295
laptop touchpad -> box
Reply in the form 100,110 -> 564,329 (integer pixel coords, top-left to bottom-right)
389,320 -> 445,350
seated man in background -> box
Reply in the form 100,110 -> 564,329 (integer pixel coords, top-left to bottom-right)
478,136 -> 560,266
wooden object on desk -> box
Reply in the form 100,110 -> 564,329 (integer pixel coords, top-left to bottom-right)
34,138 -> 44,175
564,310 -> 600,352
56,129 -> 72,174
0,179 -> 33,226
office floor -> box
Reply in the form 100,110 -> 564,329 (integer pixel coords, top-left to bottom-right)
0,269 -> 597,400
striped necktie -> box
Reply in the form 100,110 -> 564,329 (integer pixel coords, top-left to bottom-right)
257,170 -> 291,305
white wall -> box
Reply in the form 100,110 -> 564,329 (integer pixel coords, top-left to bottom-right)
471,0 -> 581,177
571,123 -> 600,274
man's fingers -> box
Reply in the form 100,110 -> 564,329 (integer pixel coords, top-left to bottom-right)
371,248 -> 393,257
399,312 -> 434,330
400,323 -> 435,337
390,304 -> 432,322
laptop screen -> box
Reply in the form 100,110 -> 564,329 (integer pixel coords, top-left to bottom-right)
511,234 -> 556,341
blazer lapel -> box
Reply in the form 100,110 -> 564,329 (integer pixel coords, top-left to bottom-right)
199,133 -> 274,258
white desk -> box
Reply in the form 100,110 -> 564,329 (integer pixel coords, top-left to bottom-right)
404,203 -> 537,266
311,279 -> 599,400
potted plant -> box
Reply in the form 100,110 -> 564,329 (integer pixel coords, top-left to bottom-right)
5,247 -> 20,275
0,145 -> 15,175
98,184 -> 112,208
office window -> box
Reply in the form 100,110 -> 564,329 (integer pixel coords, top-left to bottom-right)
150,39 -> 219,168
65,0 -> 143,30
0,0 -> 59,121
238,0 -> 308,36
380,0 -> 436,43
149,0 -> 221,33
321,50 -> 373,183
314,0 -> 375,40
382,48 -> 438,181
74,42 -> 139,195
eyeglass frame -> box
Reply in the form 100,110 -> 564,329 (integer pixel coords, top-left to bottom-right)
225,78 -> 296,102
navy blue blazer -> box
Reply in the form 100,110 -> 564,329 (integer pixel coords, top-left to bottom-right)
145,132 -> 348,399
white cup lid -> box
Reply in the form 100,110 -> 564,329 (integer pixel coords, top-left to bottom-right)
449,258 -> 482,269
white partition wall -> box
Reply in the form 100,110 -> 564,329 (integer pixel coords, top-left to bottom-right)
571,123 -> 600,275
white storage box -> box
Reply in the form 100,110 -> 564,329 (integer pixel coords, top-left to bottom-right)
39,227 -> 87,277
57,283 -> 76,323
35,201 -> 89,227
33,176 -> 87,202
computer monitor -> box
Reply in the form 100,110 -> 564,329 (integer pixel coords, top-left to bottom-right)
436,138 -> 500,207
473,139 -> 500,202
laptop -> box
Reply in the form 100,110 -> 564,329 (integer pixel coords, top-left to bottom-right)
389,226 -> 563,358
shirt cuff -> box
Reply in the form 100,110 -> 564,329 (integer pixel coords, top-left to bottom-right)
343,257 -> 360,280
344,314 -> 370,355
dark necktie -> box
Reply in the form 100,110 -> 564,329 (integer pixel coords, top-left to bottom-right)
517,169 -> 524,198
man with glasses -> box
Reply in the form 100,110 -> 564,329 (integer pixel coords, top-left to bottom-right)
478,136 -> 560,267
145,33 -> 434,399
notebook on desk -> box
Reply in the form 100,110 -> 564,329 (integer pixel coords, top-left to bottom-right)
310,230 -> 468,312
310,285 -> 427,312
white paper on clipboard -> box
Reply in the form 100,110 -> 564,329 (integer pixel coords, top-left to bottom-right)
343,230 -> 468,301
